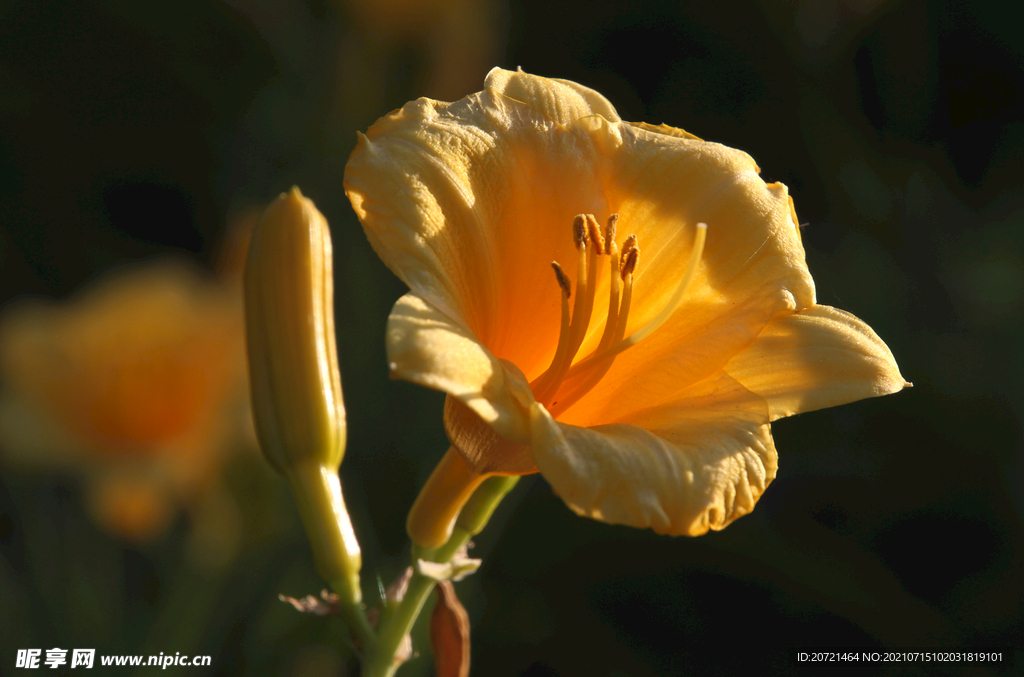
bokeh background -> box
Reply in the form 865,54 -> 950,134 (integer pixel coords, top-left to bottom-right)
2,0 -> 1022,675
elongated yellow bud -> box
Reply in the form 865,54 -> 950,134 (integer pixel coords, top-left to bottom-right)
245,187 -> 344,472
244,187 -> 361,605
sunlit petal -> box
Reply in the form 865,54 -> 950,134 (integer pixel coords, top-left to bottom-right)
557,284 -> 795,428
724,305 -> 909,421
484,67 -> 621,124
345,90 -> 616,377
531,372 -> 775,536
387,293 -> 531,443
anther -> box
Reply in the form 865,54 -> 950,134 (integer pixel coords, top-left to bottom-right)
618,233 -> 634,255
619,235 -> 639,279
605,214 -> 618,250
572,215 -> 587,249
560,222 -> 707,392
619,248 -> 638,279
585,214 -> 605,255
550,261 -> 571,298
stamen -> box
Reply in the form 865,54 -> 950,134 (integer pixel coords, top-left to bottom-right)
550,267 -> 633,416
568,223 -> 599,356
617,272 -> 634,345
619,222 -> 706,348
585,214 -> 605,255
572,215 -> 587,249
536,217 -> 708,418
550,261 -> 571,298
568,240 -> 589,339
596,243 -> 621,352
602,214 -> 620,348
619,235 -> 639,279
531,216 -> 596,402
605,214 -> 618,247
563,222 -> 707,382
621,233 -> 637,253
531,260 -> 574,400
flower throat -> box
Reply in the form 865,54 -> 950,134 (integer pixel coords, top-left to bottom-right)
530,214 -> 708,417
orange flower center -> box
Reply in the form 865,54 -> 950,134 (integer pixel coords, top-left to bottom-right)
531,214 -> 707,418
415,215 -> 707,545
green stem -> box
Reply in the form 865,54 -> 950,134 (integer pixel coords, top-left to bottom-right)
455,475 -> 520,536
330,578 -> 376,652
286,463 -> 375,650
362,474 -> 520,677
362,572 -> 436,677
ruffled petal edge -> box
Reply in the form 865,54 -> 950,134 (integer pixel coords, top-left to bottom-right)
530,391 -> 776,536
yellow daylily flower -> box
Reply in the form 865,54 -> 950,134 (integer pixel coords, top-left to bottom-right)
344,68 -> 908,546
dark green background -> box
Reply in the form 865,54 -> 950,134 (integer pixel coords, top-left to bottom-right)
2,0 -> 1022,675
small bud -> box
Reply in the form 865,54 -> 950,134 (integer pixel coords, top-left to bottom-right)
245,187 -> 345,474
245,187 -> 362,604
430,581 -> 471,677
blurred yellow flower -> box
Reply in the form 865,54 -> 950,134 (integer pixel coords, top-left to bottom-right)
345,68 -> 908,544
0,258 -> 251,544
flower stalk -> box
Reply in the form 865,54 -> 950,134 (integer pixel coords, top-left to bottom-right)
365,468 -> 518,677
244,187 -> 373,648
406,447 -> 487,549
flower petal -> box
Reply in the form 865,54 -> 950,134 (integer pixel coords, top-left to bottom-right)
724,304 -> 910,421
531,374 -> 776,536
345,82 -> 616,379
483,67 -> 621,124
386,293 -> 531,444
556,121 -> 814,426
556,284 -> 794,428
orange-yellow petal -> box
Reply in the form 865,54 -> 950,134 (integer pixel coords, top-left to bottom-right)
531,374 -> 776,536
345,85 -> 616,379
551,124 -> 815,425
484,67 -> 621,124
723,304 -> 909,421
556,285 -> 793,428
387,293 -> 531,444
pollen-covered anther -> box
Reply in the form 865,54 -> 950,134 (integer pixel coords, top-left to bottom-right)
619,235 -> 639,279
585,214 -> 605,255
605,214 -> 619,253
572,215 -> 587,249
550,261 -> 571,298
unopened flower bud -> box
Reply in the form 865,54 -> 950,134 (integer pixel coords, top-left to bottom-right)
246,187 -> 345,472
245,187 -> 361,604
